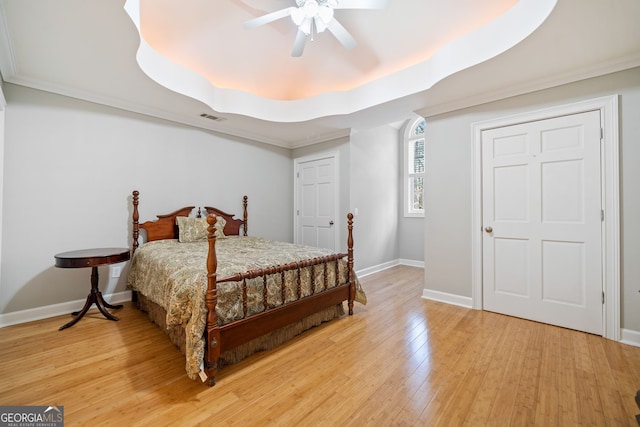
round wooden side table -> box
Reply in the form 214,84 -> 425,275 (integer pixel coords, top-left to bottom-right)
54,248 -> 130,331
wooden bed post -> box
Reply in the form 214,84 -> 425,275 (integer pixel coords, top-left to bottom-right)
205,214 -> 221,386
132,190 -> 140,253
243,195 -> 248,236
131,190 -> 140,303
347,213 -> 355,315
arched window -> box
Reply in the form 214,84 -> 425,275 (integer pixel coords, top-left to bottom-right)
403,117 -> 425,217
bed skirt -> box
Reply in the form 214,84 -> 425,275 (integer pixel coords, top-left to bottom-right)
136,293 -> 345,370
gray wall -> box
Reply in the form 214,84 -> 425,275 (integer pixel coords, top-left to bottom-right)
423,67 -> 640,331
397,218 -> 425,263
1,84 -> 292,314
349,125 -> 400,270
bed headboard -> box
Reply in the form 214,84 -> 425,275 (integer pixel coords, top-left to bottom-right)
132,191 -> 248,252
204,195 -> 248,236
140,206 -> 195,242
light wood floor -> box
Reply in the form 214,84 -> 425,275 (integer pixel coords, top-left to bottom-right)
1,265 -> 639,426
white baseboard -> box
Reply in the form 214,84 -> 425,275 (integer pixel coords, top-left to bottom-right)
620,328 -> 640,347
0,291 -> 132,328
356,258 -> 424,278
422,289 -> 473,309
356,260 -> 399,278
399,258 -> 425,268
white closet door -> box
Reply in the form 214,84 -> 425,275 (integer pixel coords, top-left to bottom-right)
482,110 -> 603,334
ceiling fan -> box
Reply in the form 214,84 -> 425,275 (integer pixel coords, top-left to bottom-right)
243,0 -> 388,57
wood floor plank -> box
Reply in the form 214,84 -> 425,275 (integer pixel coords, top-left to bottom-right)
586,334 -> 637,426
467,315 -> 528,426
0,265 -> 638,426
505,320 -> 544,425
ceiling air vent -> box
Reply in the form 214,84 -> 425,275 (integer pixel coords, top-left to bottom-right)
200,113 -> 226,122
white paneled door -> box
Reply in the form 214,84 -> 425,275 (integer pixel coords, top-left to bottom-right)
295,155 -> 337,250
482,110 -> 603,334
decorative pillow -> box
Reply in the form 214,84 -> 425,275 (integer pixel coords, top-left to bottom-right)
176,217 -> 208,243
214,216 -> 227,238
176,216 -> 226,243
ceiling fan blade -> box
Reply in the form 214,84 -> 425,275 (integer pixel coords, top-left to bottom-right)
291,30 -> 307,57
243,7 -> 295,29
333,0 -> 389,10
326,19 -> 357,50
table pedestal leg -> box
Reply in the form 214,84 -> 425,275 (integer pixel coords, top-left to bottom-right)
59,266 -> 123,331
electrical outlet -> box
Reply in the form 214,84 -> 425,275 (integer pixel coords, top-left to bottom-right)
111,265 -> 122,278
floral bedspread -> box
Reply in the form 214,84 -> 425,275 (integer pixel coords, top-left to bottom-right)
127,236 -> 365,378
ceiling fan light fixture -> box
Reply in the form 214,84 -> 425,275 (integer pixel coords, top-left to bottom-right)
244,0 -> 386,57
314,16 -> 328,33
291,8 -> 306,26
299,18 -> 312,35
291,0 -> 335,35
303,0 -> 319,18
317,6 -> 334,26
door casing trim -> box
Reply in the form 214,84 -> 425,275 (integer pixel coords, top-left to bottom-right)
471,95 -> 620,340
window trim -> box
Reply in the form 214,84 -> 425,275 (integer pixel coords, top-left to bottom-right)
403,117 -> 425,218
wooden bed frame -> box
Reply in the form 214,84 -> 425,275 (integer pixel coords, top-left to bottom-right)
131,190 -> 356,386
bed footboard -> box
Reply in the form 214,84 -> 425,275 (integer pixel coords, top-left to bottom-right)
203,214 -> 355,386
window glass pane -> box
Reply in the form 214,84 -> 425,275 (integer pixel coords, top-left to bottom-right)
412,177 -> 424,211
411,139 -> 425,173
405,118 -> 426,216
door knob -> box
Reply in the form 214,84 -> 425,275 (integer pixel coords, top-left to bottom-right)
484,226 -> 493,233
329,220 -> 334,226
